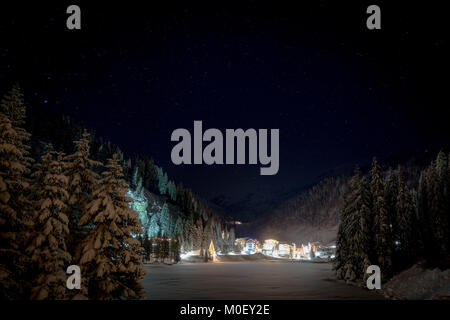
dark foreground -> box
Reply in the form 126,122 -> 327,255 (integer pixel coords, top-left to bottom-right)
142,260 -> 384,300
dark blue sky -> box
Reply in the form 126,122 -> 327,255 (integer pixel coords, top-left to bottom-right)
1,2 -> 448,220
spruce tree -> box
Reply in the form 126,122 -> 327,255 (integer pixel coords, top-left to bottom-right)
426,161 -> 448,257
417,171 -> 433,258
27,150 -> 72,300
395,166 -> 421,267
0,84 -> 27,128
159,202 -> 170,237
157,167 -> 168,195
64,131 -> 100,257
132,167 -> 145,199
0,85 -> 32,169
77,154 -> 145,299
370,158 -> 393,279
335,167 -> 373,282
335,168 -> 361,281
384,169 -> 398,235
0,112 -> 33,300
434,151 -> 449,254
356,176 -> 373,281
0,104 -> 33,299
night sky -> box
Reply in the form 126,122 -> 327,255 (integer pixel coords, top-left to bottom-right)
1,2 -> 448,220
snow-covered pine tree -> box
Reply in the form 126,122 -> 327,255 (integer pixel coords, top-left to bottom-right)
417,170 -> 434,259
0,85 -> 32,170
335,167 -> 372,282
157,167 -> 168,195
370,158 -> 393,279
447,151 -> 450,252
425,160 -> 448,257
183,215 -> 195,252
159,202 -> 171,237
384,169 -> 399,237
433,151 -> 449,255
148,212 -> 160,237
162,172 -> 168,195
0,108 -> 33,299
27,150 -> 71,300
64,131 -> 100,258
335,205 -> 349,280
356,175 -> 373,282
77,153 -> 145,300
194,217 -> 204,251
132,167 -> 144,199
435,151 -> 448,183
167,180 -> 176,201
395,166 -> 421,266
0,84 -> 27,128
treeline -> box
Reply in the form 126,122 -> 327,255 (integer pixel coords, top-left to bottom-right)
129,151 -> 236,260
0,85 -> 145,300
335,154 -> 450,283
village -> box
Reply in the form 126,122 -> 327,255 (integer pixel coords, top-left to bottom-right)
232,238 -> 336,261
177,237 -> 337,263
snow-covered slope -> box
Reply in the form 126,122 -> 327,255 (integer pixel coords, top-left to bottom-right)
383,264 -> 450,299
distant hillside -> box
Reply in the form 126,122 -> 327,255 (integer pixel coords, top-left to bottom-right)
243,176 -> 347,245
247,151 -> 439,245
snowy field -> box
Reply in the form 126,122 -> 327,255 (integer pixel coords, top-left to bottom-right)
142,260 -> 384,300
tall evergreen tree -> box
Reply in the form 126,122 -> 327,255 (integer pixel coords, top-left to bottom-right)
64,130 -> 100,257
0,85 -> 31,168
157,167 -> 168,195
335,168 -> 361,281
159,202 -> 171,237
167,180 -> 177,201
0,92 -> 33,299
425,160 -> 448,257
0,84 -> 26,127
76,154 -> 145,299
370,158 -> 393,279
434,151 -> 449,253
417,171 -> 433,258
395,166 -> 421,267
132,167 -> 144,199
384,169 -> 398,236
356,176 -> 373,282
27,150 -> 72,300
335,167 -> 372,282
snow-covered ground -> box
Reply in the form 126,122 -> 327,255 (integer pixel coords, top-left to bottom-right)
142,260 -> 383,300
383,264 -> 450,300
